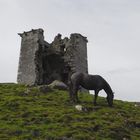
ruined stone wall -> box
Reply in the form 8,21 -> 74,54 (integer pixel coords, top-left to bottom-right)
17,29 -> 44,85
17,29 -> 88,85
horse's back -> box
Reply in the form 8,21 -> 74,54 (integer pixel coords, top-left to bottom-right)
70,72 -> 107,90
82,74 -> 107,90
70,72 -> 105,84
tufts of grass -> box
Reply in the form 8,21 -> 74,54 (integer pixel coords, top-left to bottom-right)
0,84 -> 140,139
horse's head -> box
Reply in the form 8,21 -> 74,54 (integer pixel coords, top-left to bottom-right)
106,92 -> 114,107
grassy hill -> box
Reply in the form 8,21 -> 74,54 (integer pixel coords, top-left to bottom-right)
0,84 -> 140,140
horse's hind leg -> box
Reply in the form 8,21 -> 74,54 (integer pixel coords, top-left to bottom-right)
94,90 -> 99,106
74,89 -> 79,103
73,84 -> 79,103
68,80 -> 74,102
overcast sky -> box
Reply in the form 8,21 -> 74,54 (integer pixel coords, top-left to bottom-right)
0,0 -> 140,101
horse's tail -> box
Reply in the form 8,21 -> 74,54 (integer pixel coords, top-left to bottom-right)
68,71 -> 75,90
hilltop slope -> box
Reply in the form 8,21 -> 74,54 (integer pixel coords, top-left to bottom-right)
0,84 -> 140,140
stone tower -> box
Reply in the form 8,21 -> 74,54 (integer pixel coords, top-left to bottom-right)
17,29 -> 88,85
17,29 -> 45,85
64,33 -> 88,73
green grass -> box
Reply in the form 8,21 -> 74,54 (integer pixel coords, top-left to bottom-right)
0,84 -> 140,140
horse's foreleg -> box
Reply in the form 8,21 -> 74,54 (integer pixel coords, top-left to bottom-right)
94,90 -> 99,105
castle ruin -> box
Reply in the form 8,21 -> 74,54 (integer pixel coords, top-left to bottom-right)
17,29 -> 88,85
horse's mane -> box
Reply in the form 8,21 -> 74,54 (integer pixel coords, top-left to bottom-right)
102,78 -> 113,97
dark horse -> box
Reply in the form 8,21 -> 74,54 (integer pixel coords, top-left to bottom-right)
69,72 -> 114,107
